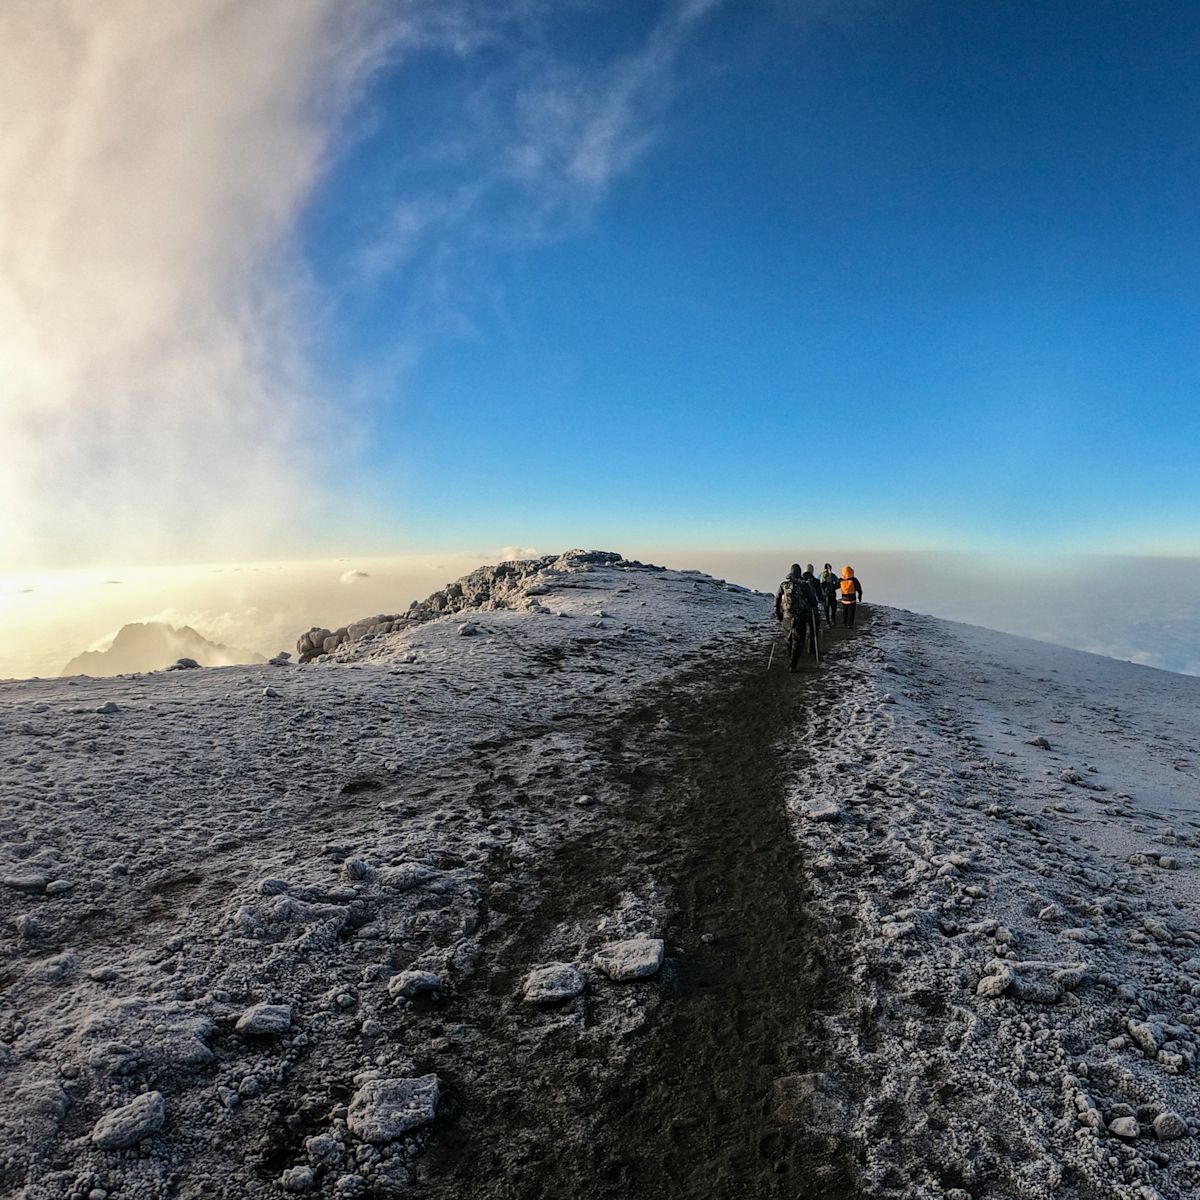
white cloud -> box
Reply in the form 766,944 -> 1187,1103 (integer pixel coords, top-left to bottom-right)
0,0 -> 418,569
340,569 -> 370,583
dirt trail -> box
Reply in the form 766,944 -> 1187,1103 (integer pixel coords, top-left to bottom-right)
421,621 -> 867,1199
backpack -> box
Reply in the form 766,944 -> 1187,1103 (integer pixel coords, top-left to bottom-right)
781,578 -> 813,618
839,576 -> 857,601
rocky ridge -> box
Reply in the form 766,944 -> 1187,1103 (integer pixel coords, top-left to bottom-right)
294,550 -> 662,661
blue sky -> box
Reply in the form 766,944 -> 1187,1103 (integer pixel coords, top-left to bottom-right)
287,0 -> 1200,556
4,0 -> 1197,568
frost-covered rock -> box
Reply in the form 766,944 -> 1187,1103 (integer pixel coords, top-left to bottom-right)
801,798 -> 842,822
1153,1111 -> 1187,1141
387,970 -> 442,1000
91,1091 -> 165,1149
2,870 -> 48,893
236,1003 -> 292,1036
346,1075 -> 440,1143
378,862 -> 437,891
342,857 -> 374,882
1108,1115 -> 1139,1139
593,938 -> 664,981
280,1165 -> 315,1192
523,963 -> 586,1004
305,1132 -> 344,1166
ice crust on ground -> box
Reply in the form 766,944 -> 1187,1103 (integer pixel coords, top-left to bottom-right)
3,549 -> 1200,1198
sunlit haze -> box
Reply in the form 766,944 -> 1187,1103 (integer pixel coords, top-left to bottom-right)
4,549 -> 1198,682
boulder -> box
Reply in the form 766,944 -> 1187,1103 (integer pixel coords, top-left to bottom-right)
387,971 -> 442,1000
1153,1111 -> 1188,1141
523,963 -> 586,1004
346,1076 -> 440,1143
593,938 -> 664,981
236,1003 -> 292,1037
92,1091 -> 165,1150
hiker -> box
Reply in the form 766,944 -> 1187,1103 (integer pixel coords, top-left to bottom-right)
774,563 -> 821,671
838,565 -> 863,627
819,563 -> 839,626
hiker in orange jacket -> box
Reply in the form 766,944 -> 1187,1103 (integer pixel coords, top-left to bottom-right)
839,565 -> 863,628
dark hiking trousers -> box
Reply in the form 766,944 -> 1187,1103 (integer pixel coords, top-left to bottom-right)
841,602 -> 857,628
788,612 -> 816,668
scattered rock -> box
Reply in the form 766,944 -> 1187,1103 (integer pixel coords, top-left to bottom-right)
305,1133 -> 344,1166
1109,1115 -> 1140,1139
342,857 -> 374,882
91,1091 -> 166,1150
1008,976 -> 1061,1004
378,862 -> 438,891
387,971 -> 443,1000
95,702 -> 120,715
280,1166 -> 315,1192
235,1003 -> 292,1037
1153,1111 -> 1188,1141
801,798 -> 842,822
523,963 -> 586,1004
14,913 -> 40,939
2,871 -> 48,893
977,968 -> 1013,998
593,937 -> 664,981
1028,736 -> 1053,749
346,1075 -> 440,1143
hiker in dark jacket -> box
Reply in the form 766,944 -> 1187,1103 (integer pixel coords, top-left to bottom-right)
774,563 -> 821,670
819,563 -> 839,626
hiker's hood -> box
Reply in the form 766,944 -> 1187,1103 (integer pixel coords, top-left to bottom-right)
842,565 -> 854,578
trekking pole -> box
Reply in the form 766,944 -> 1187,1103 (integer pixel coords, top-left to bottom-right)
767,634 -> 778,672
812,611 -> 821,667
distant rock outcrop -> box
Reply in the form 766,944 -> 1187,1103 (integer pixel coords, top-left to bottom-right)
62,623 -> 266,677
296,551 -> 646,662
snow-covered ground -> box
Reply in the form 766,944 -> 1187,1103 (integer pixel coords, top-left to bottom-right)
3,550 -> 1200,1199
792,609 -> 1200,1199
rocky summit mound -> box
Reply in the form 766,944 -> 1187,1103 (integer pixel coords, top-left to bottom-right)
294,550 -> 669,661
